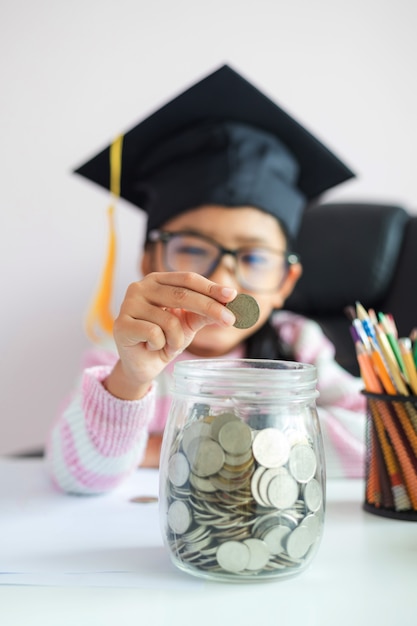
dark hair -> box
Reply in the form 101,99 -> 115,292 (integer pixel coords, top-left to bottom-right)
244,317 -> 293,361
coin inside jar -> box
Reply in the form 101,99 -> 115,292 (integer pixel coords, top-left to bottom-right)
218,420 -> 252,455
216,540 -> 250,572
167,500 -> 193,534
168,452 -> 190,487
185,437 -> 225,477
288,444 -> 317,483
225,294 -> 260,329
252,428 -> 290,468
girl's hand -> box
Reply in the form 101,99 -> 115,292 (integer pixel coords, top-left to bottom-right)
103,272 -> 237,400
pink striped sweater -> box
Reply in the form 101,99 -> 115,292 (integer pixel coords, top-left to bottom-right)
45,311 -> 366,494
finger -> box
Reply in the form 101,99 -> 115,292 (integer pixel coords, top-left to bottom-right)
165,308 -> 233,351
125,272 -> 236,313
152,272 -> 237,303
146,273 -> 237,326
114,314 -> 183,352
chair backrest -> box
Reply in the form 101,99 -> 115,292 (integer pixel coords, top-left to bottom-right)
285,202 -> 417,376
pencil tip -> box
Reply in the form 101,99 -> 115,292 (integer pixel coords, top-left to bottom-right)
355,301 -> 368,321
344,305 -> 356,321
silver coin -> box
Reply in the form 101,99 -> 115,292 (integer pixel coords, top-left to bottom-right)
303,478 -> 323,512
252,511 -> 284,536
218,420 -> 252,455
272,552 -> 303,567
243,538 -> 270,571
217,464 -> 252,480
212,523 -> 249,538
224,448 -> 254,466
252,428 -> 290,468
181,420 -> 211,456
266,559 -> 287,571
288,444 -> 317,483
216,540 -> 250,572
216,490 -> 253,509
212,516 -> 247,531
186,436 -> 225,477
257,467 -> 288,507
267,472 -> 299,510
183,524 -> 210,542
209,474 -> 249,493
189,471 -> 218,493
286,525 -> 312,560
168,452 -> 190,487
262,524 -> 291,555
251,465 -> 269,507
210,412 -> 239,440
300,513 -> 321,543
225,294 -> 260,329
185,536 -> 213,552
279,511 -> 299,529
167,500 -> 192,534
290,501 -> 307,521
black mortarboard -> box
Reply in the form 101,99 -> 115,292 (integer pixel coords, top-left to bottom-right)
75,64 -> 354,240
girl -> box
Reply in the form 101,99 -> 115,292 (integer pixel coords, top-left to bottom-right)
46,65 -> 365,493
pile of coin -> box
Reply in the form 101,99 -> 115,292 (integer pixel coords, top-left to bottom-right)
163,409 -> 324,579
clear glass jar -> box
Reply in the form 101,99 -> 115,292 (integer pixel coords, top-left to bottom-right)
159,359 -> 325,582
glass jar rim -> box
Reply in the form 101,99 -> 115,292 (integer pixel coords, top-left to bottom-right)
172,358 -> 318,401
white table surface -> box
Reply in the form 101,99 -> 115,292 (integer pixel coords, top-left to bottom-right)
0,457 -> 416,626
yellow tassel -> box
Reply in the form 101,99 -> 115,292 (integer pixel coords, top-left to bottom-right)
85,135 -> 123,343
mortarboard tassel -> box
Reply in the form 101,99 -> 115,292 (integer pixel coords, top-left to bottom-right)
85,134 -> 123,343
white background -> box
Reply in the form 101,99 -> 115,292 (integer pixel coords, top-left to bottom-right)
1,0 -> 416,454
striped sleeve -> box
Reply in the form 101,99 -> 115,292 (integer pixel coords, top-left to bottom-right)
45,365 -> 156,495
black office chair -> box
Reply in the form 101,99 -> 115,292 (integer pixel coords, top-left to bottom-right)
286,202 -> 417,376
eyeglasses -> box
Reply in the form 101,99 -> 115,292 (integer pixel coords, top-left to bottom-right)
147,230 -> 299,292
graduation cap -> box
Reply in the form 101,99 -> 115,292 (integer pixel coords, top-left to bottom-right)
75,64 -> 354,340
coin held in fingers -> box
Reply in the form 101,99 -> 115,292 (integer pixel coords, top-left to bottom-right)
225,294 -> 260,329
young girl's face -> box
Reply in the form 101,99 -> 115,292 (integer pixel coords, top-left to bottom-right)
142,205 -> 302,357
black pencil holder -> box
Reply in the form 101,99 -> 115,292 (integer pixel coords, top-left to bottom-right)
363,391 -> 417,521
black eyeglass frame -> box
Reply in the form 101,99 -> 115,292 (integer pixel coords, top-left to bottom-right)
147,229 -> 300,292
